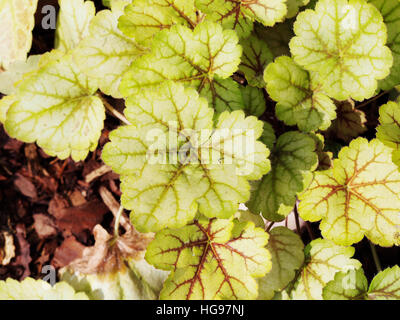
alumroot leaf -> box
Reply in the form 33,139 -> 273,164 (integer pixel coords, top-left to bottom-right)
258,227 -> 304,300
290,238 -> 361,300
248,131 -> 318,221
323,265 -> 400,300
289,0 -> 393,101
120,21 -> 244,113
195,0 -> 287,38
0,278 -> 88,300
102,82 -> 270,232
298,137 -> 400,247
145,217 -> 271,300
4,51 -> 105,161
0,0 -> 38,69
265,56 -> 336,132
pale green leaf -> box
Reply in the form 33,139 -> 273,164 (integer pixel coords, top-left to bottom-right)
0,55 -> 41,95
258,227 -> 304,300
290,238 -> 361,300
55,0 -> 96,52
118,0 -> 198,47
377,100 -> 400,167
322,268 -> 368,300
195,0 -> 287,38
120,21 -> 243,112
4,51 -> 105,161
298,137 -> 400,247
323,265 -> 400,300
0,278 -> 89,300
248,131 -> 318,221
368,265 -> 400,300
145,217 -> 271,300
0,0 -> 38,69
368,0 -> 400,90
74,8 -> 146,98
239,34 -> 273,88
102,82 -> 270,232
265,56 -> 336,132
289,0 -> 393,101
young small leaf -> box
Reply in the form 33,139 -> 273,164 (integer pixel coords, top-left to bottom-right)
290,238 -> 361,300
4,51 -> 105,161
195,0 -> 287,38
298,137 -> 400,247
0,278 -> 88,300
258,227 -> 304,300
248,131 -> 318,221
265,56 -> 336,132
322,268 -> 368,300
323,265 -> 400,300
240,86 -> 266,117
239,34 -> 273,88
55,0 -> 96,52
145,217 -> 271,300
328,99 -> 367,142
120,22 -> 244,113
289,0 -> 393,101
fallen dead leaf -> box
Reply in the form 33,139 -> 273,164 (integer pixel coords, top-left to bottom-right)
13,173 -> 37,198
0,231 -> 15,265
33,214 -> 57,239
52,236 -> 85,269
69,223 -> 153,274
11,224 -> 31,279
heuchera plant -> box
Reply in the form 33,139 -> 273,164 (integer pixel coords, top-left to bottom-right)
0,0 -> 399,300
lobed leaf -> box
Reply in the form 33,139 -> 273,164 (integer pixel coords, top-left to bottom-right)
120,21 -> 244,113
323,265 -> 400,300
328,99 -> 367,142
290,238 -> 361,300
55,0 -> 96,52
4,51 -> 105,161
118,0 -> 199,47
239,34 -> 273,88
195,0 -> 287,38
240,86 -> 266,117
0,278 -> 88,300
376,100 -> 400,168
322,268 -> 368,300
265,56 -> 336,132
258,227 -> 304,300
145,217 -> 271,300
289,0 -> 393,101
368,0 -> 400,90
298,137 -> 400,247
248,131 -> 318,221
74,6 -> 146,98
0,0 -> 38,69
103,82 -> 270,232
